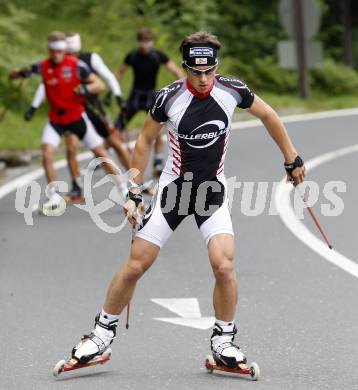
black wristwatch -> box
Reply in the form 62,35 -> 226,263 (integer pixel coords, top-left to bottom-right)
284,155 -> 304,176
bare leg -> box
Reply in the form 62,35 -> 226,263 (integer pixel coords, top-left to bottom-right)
103,237 -> 160,314
107,133 -> 131,170
208,233 -> 237,321
91,144 -> 121,176
65,134 -> 80,179
42,143 -> 57,183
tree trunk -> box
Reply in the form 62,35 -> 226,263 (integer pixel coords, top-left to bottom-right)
340,0 -> 354,66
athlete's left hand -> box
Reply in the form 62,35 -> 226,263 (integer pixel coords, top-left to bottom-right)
24,106 -> 36,121
287,166 -> 305,186
284,155 -> 306,186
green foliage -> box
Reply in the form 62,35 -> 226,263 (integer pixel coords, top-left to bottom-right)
0,4 -> 40,71
311,59 -> 358,94
1,0 -> 358,150
225,57 -> 298,94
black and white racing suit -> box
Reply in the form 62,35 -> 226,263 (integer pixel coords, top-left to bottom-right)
136,75 -> 255,248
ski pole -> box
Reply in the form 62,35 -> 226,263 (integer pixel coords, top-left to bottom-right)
294,183 -> 333,249
125,210 -> 144,329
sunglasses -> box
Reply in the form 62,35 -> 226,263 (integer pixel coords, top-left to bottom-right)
185,63 -> 217,76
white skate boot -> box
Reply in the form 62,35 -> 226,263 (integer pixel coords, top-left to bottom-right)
41,189 -> 65,216
210,322 -> 246,368
72,313 -> 118,364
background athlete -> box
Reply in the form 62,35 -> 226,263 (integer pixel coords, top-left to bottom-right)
10,31 -> 127,211
24,32 -> 131,199
115,27 -> 183,177
66,31 -> 305,370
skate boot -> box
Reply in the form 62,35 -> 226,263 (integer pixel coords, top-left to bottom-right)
41,187 -> 65,215
71,313 -> 118,364
68,183 -> 82,198
210,322 -> 246,369
65,179 -> 83,202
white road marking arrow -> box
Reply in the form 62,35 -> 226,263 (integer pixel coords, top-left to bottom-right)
151,298 -> 215,330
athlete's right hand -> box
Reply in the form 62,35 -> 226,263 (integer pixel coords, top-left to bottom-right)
9,68 -> 31,79
24,106 -> 36,121
124,188 -> 145,227
123,199 -> 144,227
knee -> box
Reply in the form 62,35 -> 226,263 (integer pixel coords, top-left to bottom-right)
124,251 -> 155,281
212,255 -> 235,283
124,260 -> 146,281
66,140 -> 77,156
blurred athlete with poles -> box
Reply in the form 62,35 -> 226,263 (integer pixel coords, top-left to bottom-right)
24,33 -> 131,200
10,32 -> 127,212
61,31 -> 305,372
115,27 -> 183,178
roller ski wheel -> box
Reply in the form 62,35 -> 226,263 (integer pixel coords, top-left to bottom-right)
53,347 -> 112,377
204,355 -> 261,381
64,196 -> 85,205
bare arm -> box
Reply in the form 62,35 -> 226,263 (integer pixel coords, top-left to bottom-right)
91,53 -> 122,96
9,63 -> 40,79
116,63 -> 128,81
165,60 -> 183,79
248,94 -> 305,184
85,73 -> 105,95
124,114 -> 163,224
131,114 -> 163,185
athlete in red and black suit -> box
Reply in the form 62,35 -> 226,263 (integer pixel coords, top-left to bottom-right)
10,31 -> 127,210
66,32 -> 306,370
24,33 -> 131,199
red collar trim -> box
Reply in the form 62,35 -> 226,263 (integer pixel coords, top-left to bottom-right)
186,79 -> 214,99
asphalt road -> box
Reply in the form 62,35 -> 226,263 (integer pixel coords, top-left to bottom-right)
1,112 -> 357,390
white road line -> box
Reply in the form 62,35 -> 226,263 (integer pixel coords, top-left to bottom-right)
275,144 -> 358,278
0,151 -> 92,201
151,298 -> 215,329
232,107 -> 358,130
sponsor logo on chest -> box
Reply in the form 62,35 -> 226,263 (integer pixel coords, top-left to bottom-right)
176,120 -> 228,149
62,66 -> 73,81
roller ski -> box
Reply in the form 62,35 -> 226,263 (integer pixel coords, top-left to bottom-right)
32,189 -> 66,216
53,313 -> 118,377
205,322 -> 260,381
53,347 -> 112,377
